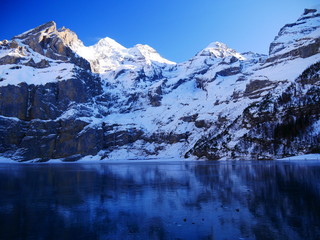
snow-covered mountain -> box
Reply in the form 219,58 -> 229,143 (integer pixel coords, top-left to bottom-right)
72,36 -> 175,73
0,8 -> 319,162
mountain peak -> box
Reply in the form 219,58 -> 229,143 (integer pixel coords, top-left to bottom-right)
134,44 -> 157,52
269,8 -> 320,57
95,37 -> 126,50
303,8 -> 317,16
14,21 -> 57,40
297,7 -> 320,21
11,21 -> 90,70
129,44 -> 176,65
197,41 -> 245,60
205,41 -> 227,49
14,21 -> 81,49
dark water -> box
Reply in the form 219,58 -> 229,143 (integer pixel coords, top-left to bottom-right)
0,160 -> 319,240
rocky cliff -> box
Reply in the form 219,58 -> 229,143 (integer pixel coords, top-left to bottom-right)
0,8 -> 319,161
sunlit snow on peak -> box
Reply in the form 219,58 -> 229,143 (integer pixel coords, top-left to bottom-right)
95,37 -> 126,50
71,36 -> 176,73
130,44 -> 176,65
197,41 -> 246,60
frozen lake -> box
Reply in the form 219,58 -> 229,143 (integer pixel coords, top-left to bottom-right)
0,160 -> 319,240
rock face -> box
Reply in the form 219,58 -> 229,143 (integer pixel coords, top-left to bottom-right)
0,9 -> 319,161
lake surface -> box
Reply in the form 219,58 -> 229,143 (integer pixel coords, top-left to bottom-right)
0,160 -> 319,240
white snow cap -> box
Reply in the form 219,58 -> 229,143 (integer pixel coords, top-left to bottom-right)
197,41 -> 245,60
72,36 -> 175,73
129,44 -> 176,65
94,37 -> 126,51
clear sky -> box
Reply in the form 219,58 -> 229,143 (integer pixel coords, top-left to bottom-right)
1,0 -> 319,63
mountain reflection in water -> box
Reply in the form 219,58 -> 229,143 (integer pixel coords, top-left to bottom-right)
0,161 -> 319,240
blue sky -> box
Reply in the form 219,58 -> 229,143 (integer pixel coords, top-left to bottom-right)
1,0 -> 319,62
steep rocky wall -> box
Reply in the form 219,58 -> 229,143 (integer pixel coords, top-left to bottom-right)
0,69 -> 106,161
0,114 -> 191,161
0,70 -> 102,120
0,117 -> 103,161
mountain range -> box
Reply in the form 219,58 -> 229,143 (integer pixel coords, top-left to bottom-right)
0,8 -> 319,162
